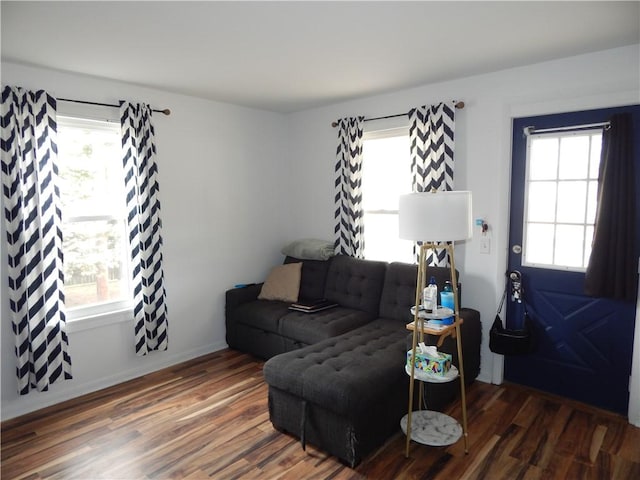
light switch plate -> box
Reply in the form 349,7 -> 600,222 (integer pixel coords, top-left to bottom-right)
480,237 -> 490,254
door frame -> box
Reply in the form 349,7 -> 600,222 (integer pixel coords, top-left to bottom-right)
492,99 -> 640,426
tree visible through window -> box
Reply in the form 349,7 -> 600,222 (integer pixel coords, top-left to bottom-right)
57,116 -> 131,316
361,128 -> 414,263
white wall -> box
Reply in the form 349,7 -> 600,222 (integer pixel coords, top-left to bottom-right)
0,62 -> 290,420
2,45 -> 639,422
284,45 -> 640,390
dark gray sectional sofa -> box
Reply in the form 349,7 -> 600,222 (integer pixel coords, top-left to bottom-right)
225,254 -> 481,467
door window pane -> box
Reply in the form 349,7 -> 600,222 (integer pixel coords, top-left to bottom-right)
555,224 -> 585,268
523,129 -> 602,271
584,225 -> 594,267
527,182 -> 557,222
557,181 -> 587,223
559,136 -> 590,179
589,135 -> 602,178
529,137 -> 558,180
586,180 -> 598,223
525,223 -> 554,265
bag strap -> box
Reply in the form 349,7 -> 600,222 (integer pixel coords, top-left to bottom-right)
508,270 -> 531,320
498,270 -> 531,313
515,273 -> 530,316
496,272 -> 509,315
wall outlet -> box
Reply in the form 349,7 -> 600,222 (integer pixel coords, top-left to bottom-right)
480,237 -> 491,254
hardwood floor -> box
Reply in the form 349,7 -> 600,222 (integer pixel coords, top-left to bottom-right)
2,349 -> 639,479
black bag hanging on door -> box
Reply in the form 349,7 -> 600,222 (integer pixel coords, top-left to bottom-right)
489,271 -> 536,355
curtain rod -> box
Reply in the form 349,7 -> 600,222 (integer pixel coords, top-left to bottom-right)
58,97 -> 171,116
331,101 -> 464,128
524,121 -> 610,136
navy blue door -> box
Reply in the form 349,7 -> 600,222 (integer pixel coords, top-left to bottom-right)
506,105 -> 639,415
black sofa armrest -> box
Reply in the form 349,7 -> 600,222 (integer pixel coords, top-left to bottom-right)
225,283 -> 263,310
225,283 -> 263,347
425,308 -> 481,380
447,307 -> 482,383
408,307 -> 482,411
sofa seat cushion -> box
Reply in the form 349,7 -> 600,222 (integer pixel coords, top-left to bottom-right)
263,318 -> 407,417
230,300 -> 291,333
279,307 -> 374,345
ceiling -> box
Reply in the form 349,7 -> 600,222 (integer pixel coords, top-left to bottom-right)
2,1 -> 639,113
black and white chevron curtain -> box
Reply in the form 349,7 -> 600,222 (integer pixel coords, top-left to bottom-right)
334,116 -> 365,258
120,102 -> 168,355
408,102 -> 456,266
0,86 -> 73,394
0,88 -> 169,394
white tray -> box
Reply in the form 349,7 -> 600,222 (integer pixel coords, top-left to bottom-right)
400,411 -> 462,446
410,306 -> 454,320
405,363 -> 459,383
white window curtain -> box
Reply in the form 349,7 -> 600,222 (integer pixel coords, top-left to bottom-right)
0,86 -> 72,394
120,101 -> 168,355
334,116 -> 365,258
408,102 -> 456,266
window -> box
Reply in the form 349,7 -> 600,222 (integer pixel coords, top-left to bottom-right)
57,116 -> 131,319
361,128 -> 414,263
523,129 -> 602,271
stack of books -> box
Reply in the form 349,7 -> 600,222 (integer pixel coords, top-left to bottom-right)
289,298 -> 338,313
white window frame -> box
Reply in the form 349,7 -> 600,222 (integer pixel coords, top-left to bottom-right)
57,106 -> 133,330
522,128 -> 603,272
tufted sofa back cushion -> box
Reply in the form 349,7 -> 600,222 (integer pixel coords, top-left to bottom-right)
379,262 -> 459,322
284,256 -> 332,301
323,255 -> 387,316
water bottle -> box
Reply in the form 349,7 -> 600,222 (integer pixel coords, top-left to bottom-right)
423,276 -> 438,313
440,281 -> 455,324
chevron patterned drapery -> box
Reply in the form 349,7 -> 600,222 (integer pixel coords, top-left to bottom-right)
408,102 -> 456,266
1,86 -> 73,394
120,101 -> 168,355
334,116 -> 365,258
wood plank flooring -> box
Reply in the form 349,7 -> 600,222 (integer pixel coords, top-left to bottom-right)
2,349 -> 639,479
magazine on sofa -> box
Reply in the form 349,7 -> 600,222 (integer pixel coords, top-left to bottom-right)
289,298 -> 338,313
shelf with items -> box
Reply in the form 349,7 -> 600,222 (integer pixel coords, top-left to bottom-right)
409,306 -> 454,319
406,307 -> 460,345
404,363 -> 459,383
404,243 -> 469,457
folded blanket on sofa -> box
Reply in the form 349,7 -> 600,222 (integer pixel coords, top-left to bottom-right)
281,238 -> 335,261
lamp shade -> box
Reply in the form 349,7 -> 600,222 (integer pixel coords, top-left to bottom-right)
399,191 -> 473,242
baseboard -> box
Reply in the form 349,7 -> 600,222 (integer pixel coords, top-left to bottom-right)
1,341 -> 229,421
